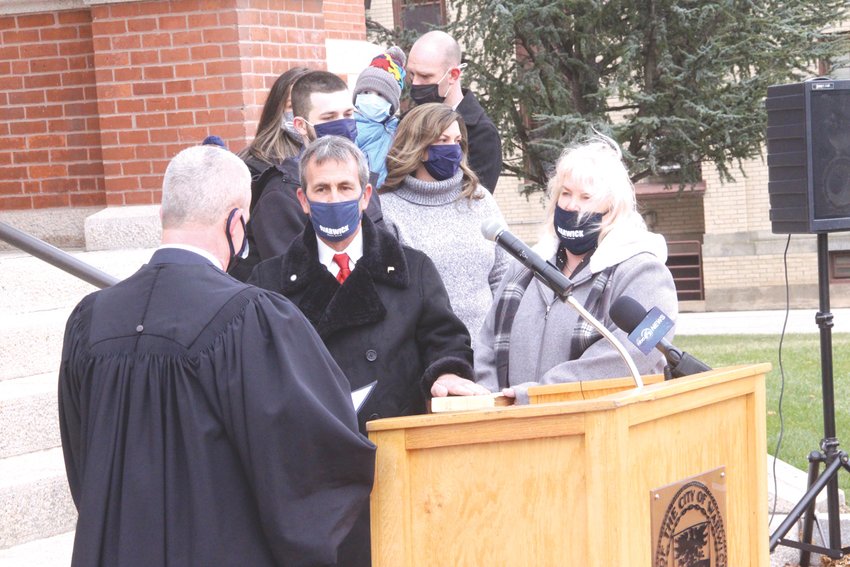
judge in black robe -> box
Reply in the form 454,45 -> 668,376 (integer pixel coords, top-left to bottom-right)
58,145 -> 375,567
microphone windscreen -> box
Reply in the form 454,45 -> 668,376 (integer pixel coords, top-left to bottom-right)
480,218 -> 506,242
609,295 -> 649,333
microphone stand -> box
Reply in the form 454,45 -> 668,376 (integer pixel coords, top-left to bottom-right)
563,295 -> 644,389
538,273 -> 644,390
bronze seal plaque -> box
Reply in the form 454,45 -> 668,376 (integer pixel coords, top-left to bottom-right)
650,467 -> 727,567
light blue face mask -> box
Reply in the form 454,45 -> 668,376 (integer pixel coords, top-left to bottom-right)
355,93 -> 392,123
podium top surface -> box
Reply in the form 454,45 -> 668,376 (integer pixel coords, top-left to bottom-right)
366,363 -> 770,432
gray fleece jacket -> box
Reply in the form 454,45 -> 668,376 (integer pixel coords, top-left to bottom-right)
474,221 -> 678,404
381,171 -> 509,348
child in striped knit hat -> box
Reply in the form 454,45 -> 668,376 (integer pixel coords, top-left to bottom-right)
353,46 -> 406,188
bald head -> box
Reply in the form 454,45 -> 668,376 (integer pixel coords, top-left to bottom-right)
410,31 -> 461,69
161,145 -> 251,229
407,31 -> 465,107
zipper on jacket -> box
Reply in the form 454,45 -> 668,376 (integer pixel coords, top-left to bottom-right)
533,295 -> 559,381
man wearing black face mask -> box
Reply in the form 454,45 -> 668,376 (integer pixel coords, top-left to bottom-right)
59,145 -> 376,567
249,136 -> 479,567
406,30 -> 503,193
244,71 -> 385,277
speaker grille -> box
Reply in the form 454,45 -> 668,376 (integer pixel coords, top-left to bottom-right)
766,79 -> 850,234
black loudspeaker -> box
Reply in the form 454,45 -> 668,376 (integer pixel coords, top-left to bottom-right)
766,78 -> 850,234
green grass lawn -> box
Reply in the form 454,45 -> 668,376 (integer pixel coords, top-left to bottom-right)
675,333 -> 850,493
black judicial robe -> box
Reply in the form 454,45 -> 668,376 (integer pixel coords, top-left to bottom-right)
58,248 -> 375,567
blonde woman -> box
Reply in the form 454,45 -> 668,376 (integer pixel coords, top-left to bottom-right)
380,103 -> 508,347
432,136 -> 678,402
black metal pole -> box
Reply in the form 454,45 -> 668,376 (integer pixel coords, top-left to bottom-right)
0,221 -> 118,289
770,452 -> 843,551
770,233 -> 849,559
799,452 -> 824,567
815,232 -> 843,552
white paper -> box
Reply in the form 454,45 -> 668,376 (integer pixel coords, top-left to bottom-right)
351,381 -> 377,413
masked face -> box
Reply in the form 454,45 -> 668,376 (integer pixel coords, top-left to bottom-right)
281,110 -> 303,143
225,208 -> 249,270
306,197 -> 363,242
355,92 -> 393,123
298,158 -> 371,244
553,206 -> 603,255
423,143 -> 463,181
409,68 -> 450,106
308,118 -> 358,143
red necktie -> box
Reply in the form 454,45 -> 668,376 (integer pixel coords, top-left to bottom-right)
333,253 -> 351,284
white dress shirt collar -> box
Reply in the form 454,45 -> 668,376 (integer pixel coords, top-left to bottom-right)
316,228 -> 364,279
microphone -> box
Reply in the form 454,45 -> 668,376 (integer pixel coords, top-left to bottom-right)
481,219 -> 573,298
609,295 -> 712,379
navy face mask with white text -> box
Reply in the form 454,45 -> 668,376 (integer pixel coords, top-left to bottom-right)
553,206 -> 603,255
308,195 -> 363,242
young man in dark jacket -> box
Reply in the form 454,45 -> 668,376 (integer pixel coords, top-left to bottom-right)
243,71 -> 384,277
249,135 -> 487,567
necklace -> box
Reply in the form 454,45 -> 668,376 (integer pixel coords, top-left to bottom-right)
565,256 -> 585,275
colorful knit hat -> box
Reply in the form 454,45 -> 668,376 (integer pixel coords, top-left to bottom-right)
353,45 -> 407,115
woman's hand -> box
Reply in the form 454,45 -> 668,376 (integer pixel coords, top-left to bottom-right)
431,374 -> 492,397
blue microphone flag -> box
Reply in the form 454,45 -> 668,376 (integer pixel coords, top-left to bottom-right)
626,307 -> 675,355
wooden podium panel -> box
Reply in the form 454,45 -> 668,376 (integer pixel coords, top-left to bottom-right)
367,364 -> 769,566
527,373 -> 665,403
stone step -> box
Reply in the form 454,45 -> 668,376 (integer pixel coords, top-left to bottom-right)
0,248 -> 154,315
767,453 -> 846,514
0,372 -> 59,459
0,251 -> 99,316
0,308 -> 71,382
0,530 -> 74,567
0,447 -> 76,550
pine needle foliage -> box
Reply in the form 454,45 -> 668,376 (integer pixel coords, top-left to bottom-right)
435,0 -> 849,193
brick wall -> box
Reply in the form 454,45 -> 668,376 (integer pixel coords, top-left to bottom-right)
0,10 -> 104,210
493,177 -> 547,243
698,153 -> 850,309
324,0 -> 367,40
639,193 -> 705,241
1,0 -> 364,212
88,0 -> 330,206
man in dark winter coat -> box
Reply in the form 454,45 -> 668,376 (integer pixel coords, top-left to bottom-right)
406,30 -> 503,193
250,136 -> 487,567
247,71 -> 384,271
59,145 -> 375,567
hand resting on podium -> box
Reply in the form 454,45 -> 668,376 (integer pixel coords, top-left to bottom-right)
431,374 -> 491,397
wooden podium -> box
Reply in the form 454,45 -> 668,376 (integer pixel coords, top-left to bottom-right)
367,364 -> 769,566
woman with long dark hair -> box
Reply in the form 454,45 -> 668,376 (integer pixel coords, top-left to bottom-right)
380,103 -> 508,347
238,66 -> 310,179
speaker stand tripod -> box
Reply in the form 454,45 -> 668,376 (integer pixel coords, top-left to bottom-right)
769,233 -> 850,564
